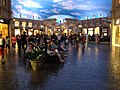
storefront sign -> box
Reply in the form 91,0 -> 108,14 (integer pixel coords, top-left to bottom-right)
0,18 -> 9,24
0,19 -> 4,22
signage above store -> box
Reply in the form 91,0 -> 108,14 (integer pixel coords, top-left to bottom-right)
0,19 -> 4,22
0,18 -> 9,24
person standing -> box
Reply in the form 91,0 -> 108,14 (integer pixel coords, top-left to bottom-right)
57,34 -> 61,45
16,35 -> 21,50
95,33 -> 100,44
0,34 -> 5,64
5,36 -> 10,50
11,34 -> 16,49
21,32 -> 27,52
86,34 -> 88,44
36,33 -> 40,46
82,34 -> 86,47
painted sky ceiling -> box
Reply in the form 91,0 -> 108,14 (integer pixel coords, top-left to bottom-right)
12,0 -> 112,22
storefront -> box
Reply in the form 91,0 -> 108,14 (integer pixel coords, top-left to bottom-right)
28,22 -> 33,36
82,28 -> 87,35
112,19 -> 120,46
94,27 -> 100,35
88,28 -> 94,36
0,18 -> 9,38
102,27 -> 108,37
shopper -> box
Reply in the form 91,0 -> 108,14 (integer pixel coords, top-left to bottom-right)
5,36 -> 10,49
21,32 -> 27,51
0,34 -> 5,64
11,34 -> 16,49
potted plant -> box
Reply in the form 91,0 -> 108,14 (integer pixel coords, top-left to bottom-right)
25,48 -> 45,71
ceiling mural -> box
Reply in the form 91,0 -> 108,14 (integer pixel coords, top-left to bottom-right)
12,0 -> 112,22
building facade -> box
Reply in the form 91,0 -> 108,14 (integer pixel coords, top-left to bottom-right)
64,18 -> 111,41
12,18 -> 57,36
78,17 -> 111,39
0,0 -> 11,38
112,0 -> 120,47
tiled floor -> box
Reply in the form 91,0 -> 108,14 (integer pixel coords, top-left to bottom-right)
0,43 -> 120,90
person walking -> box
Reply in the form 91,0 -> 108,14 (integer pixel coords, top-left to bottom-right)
11,34 -> 16,50
82,34 -> 86,47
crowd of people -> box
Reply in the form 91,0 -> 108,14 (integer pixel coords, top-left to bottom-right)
0,32 -> 101,64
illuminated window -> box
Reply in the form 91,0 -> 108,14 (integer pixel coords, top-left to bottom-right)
83,28 -> 87,34
15,21 -> 19,27
88,28 -> 93,36
22,22 -> 26,27
28,22 -> 32,27
119,0 -> 120,4
95,27 -> 100,35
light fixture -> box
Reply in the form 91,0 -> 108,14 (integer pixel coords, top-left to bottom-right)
116,19 -> 120,25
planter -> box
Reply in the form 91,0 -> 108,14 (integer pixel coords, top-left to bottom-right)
30,60 -> 42,71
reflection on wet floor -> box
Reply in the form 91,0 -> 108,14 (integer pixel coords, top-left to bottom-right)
0,44 -> 120,90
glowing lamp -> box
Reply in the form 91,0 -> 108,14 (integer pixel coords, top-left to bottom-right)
116,19 -> 120,25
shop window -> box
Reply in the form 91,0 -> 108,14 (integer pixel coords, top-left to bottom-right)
88,28 -> 93,36
28,22 -> 32,27
102,28 -> 108,37
15,21 -> 19,27
15,29 -> 20,36
22,22 -> 26,28
83,28 -> 87,34
28,29 -> 33,36
0,23 -> 8,38
95,27 -> 100,35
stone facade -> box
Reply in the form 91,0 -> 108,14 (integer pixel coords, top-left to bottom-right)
12,18 -> 57,36
0,0 -> 11,19
65,17 -> 111,39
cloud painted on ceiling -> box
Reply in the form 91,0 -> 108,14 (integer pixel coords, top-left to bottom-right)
12,0 -> 112,20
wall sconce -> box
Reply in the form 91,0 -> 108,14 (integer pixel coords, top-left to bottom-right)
116,19 -> 119,25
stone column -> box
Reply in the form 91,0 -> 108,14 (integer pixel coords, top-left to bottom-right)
9,19 -> 12,47
112,19 -> 115,46
45,25 -> 48,34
